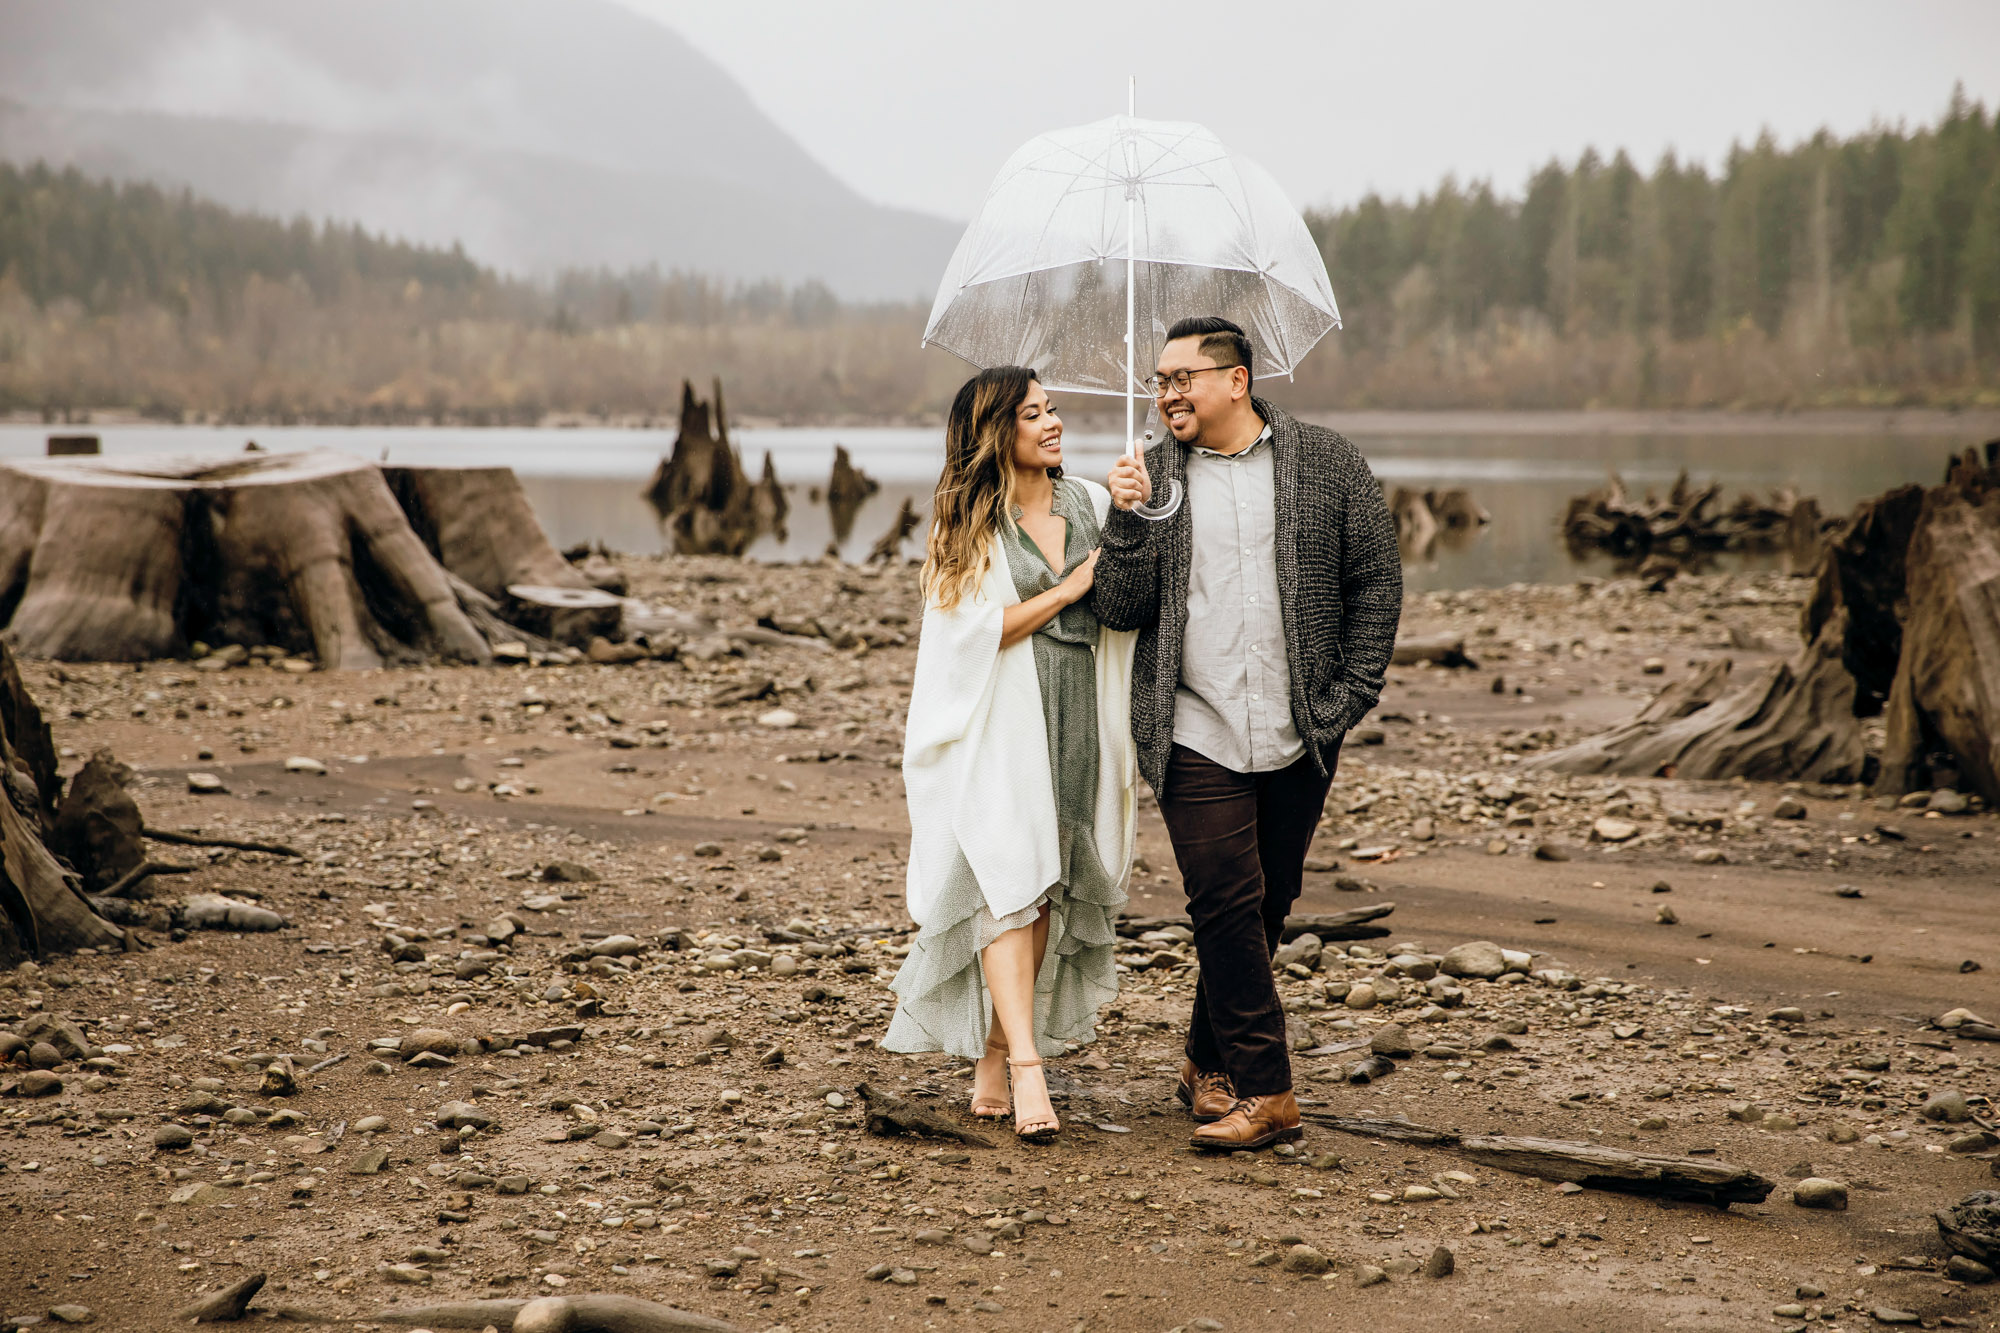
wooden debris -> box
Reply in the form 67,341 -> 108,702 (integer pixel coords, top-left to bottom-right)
1936,1192 -> 2000,1268
98,859 -> 194,899
1116,903 -> 1394,943
171,1270 -> 265,1323
856,1082 -> 994,1147
1300,1112 -> 1774,1205
1391,633 -> 1479,669
142,827 -> 302,858
1562,469 -> 1819,564
825,444 -> 878,543
48,748 -> 144,891
370,1294 -> 737,1331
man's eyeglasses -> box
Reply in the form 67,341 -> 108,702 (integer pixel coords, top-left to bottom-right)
1144,365 -> 1237,396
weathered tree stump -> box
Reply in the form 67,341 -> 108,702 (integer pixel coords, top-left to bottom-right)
751,452 -> 789,542
866,497 -> 922,564
1534,447 -> 2000,798
826,444 -> 879,543
1391,633 -> 1479,669
0,452 -> 496,669
1563,469 -> 1821,564
0,641 -> 125,964
643,380 -> 769,556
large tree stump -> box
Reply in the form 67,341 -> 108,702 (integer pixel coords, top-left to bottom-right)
0,452 -> 493,669
1876,450 -> 2000,799
0,641 -> 125,964
825,444 -> 878,543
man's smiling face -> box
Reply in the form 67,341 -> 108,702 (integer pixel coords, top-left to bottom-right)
1154,335 -> 1246,447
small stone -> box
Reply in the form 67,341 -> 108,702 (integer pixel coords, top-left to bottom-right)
756,709 -> 800,729
1928,788 -> 1970,815
1655,905 -> 1678,925
46,1306 -> 94,1324
1343,983 -> 1378,1011
1767,1006 -> 1807,1024
1691,848 -> 1728,865
1945,1255 -> 1994,1283
1726,1102 -> 1764,1123
1439,941 -> 1507,980
1825,1123 -> 1861,1144
1280,1244 -> 1330,1275
1791,1178 -> 1848,1210
17,1070 -> 61,1097
1772,795 -> 1807,819
284,756 -> 327,776
379,1263 -> 431,1285
1532,842 -> 1571,862
153,1124 -> 194,1150
1403,1185 -> 1441,1202
354,1115 -> 389,1134
402,1028 -> 461,1058
186,772 -> 227,794
348,1147 -> 390,1175
1421,1245 -> 1455,1278
1871,1308 -> 1920,1325
1369,1023 -> 1414,1058
1921,1090 -> 1971,1123
1591,817 -> 1638,843
1354,1264 -> 1387,1287
1410,817 -> 1436,842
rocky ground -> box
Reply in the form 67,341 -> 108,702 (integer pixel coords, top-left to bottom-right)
1,555 -> 1997,1332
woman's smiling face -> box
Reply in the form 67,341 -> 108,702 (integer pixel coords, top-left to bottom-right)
1010,379 -> 1062,473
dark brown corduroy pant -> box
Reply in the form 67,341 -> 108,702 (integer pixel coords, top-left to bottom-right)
1158,742 -> 1338,1097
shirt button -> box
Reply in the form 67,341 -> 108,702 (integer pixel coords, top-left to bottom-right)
1247,594 -> 1255,603
1252,693 -> 1260,701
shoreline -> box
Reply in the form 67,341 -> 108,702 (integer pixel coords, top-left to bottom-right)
11,405 -> 2000,437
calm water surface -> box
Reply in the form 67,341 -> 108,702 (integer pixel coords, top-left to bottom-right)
4,416 -> 1991,592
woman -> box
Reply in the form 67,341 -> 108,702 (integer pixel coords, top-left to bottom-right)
884,366 -> 1137,1142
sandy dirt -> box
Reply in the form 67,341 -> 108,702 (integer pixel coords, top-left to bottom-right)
1,555 -> 1995,1332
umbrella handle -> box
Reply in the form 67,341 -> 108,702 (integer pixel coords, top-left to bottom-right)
1127,428 -> 1183,521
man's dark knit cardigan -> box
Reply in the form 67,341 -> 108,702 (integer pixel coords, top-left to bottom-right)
1091,398 -> 1404,800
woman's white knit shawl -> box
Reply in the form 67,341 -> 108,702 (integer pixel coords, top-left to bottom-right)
901,478 -> 1137,925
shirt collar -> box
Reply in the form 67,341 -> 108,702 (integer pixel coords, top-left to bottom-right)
1190,420 -> 1273,459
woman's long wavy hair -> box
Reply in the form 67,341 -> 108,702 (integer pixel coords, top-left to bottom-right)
923,366 -> 1058,610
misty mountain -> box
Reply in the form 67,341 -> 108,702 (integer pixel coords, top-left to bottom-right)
0,0 -> 959,299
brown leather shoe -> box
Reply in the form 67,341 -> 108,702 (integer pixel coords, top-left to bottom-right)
1188,1090 -> 1301,1151
1174,1060 -> 1239,1122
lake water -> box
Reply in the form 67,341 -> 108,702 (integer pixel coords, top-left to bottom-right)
6,413 -> 1996,592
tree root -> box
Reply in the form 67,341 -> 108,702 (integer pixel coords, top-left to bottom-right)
99,859 -> 195,898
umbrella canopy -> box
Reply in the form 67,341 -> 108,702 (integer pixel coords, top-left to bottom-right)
923,113 -> 1340,398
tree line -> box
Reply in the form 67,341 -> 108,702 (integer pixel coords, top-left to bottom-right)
2,90 -> 1996,422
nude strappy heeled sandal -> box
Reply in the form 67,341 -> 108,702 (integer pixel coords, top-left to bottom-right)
969,1033 -> 1010,1120
1006,1057 -> 1060,1143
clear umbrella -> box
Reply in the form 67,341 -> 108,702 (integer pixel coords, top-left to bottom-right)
924,80 -> 1341,519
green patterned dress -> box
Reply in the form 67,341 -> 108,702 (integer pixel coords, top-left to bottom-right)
884,478 -> 1125,1059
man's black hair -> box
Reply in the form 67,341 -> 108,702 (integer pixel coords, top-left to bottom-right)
1164,315 -> 1253,391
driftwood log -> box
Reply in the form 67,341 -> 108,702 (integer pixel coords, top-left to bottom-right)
1533,445 -> 2000,798
856,1081 -> 994,1147
1117,903 -> 1394,943
0,451 -> 579,669
1300,1113 -> 1773,1206
642,380 -> 783,556
369,1295 -> 736,1332
0,641 -> 126,963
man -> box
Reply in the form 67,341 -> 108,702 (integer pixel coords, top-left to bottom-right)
1093,315 -> 1402,1150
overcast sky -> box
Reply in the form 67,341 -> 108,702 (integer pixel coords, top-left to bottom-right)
613,0 -> 2000,221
